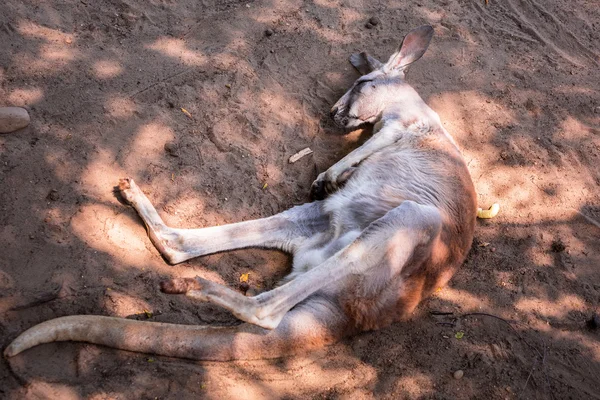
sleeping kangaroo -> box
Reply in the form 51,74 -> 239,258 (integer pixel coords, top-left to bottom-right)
5,25 -> 477,361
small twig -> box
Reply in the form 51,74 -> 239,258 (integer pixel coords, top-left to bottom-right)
429,311 -> 455,316
462,312 -> 516,324
522,356 -> 537,392
193,143 -> 203,166
129,67 -> 194,99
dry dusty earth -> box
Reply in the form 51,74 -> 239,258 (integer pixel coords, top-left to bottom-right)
1,0 -> 600,399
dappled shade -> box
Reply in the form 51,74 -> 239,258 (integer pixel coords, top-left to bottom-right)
1,0 -> 599,398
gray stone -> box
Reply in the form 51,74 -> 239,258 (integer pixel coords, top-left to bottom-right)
0,107 -> 30,133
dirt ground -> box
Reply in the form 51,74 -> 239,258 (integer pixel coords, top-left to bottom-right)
1,0 -> 599,398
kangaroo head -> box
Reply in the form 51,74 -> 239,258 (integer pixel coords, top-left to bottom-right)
330,25 -> 434,131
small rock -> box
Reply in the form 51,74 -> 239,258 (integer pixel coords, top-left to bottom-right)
365,22 -> 374,29
594,106 -> 600,114
47,189 -> 60,201
0,107 -> 30,133
164,142 -> 179,157
453,370 -> 464,379
369,16 -> 381,26
265,29 -> 273,37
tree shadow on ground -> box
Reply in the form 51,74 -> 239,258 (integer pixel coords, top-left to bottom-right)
1,0 -> 599,398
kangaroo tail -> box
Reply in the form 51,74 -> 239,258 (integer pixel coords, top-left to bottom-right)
4,299 -> 349,361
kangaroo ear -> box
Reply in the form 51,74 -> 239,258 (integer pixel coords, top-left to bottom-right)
349,52 -> 383,75
384,25 -> 434,72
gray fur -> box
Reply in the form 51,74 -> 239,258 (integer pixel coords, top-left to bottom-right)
5,26 -> 477,361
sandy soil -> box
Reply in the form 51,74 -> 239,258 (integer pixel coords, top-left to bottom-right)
1,0 -> 600,398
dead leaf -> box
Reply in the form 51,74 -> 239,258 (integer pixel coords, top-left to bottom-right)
240,273 -> 250,283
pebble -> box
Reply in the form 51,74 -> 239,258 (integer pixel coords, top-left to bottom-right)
265,28 -> 274,37
0,107 -> 30,133
47,189 -> 60,201
164,142 -> 179,157
594,106 -> 600,114
365,22 -> 374,29
453,370 -> 464,379
369,16 -> 381,26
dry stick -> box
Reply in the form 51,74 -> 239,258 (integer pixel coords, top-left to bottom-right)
193,143 -> 203,166
129,67 -> 195,99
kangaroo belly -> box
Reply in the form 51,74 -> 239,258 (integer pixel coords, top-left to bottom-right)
292,230 -> 361,273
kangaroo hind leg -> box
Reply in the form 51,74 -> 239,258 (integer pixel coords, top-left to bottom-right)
118,178 -> 329,264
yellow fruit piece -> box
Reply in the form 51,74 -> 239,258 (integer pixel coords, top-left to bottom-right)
477,203 -> 500,219
181,107 -> 193,119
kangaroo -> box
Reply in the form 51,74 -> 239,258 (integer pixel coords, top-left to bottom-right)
5,25 -> 477,361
